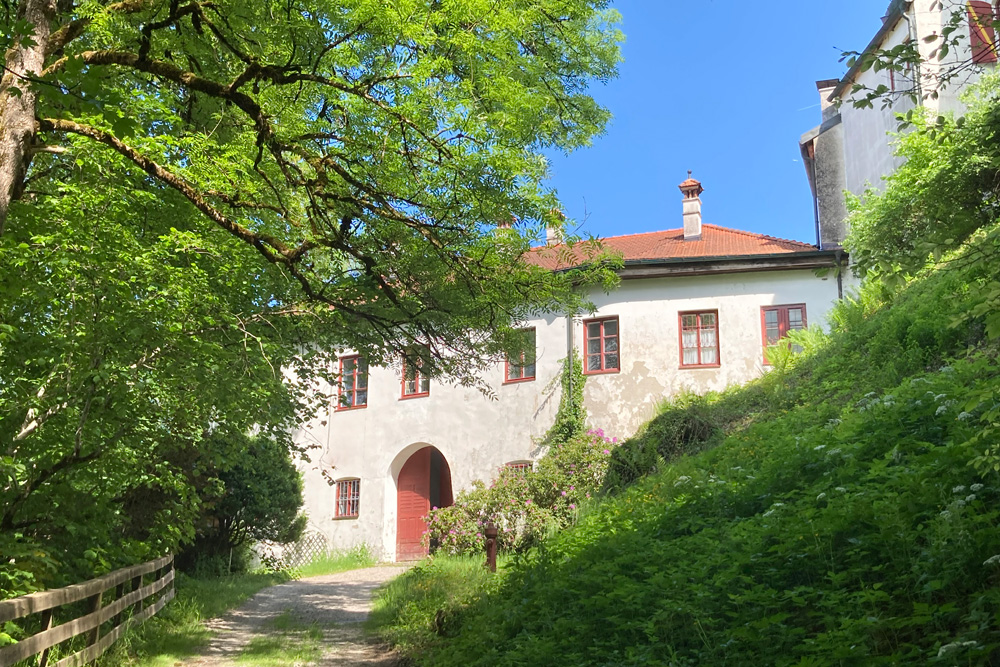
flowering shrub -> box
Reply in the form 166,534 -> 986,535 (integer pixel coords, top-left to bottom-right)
425,429 -> 618,554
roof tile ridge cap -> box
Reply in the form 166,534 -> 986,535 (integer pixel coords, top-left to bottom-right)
585,228 -> 682,242
701,224 -> 816,248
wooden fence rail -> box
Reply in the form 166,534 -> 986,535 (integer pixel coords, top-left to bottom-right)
0,555 -> 174,667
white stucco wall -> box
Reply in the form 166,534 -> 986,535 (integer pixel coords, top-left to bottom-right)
580,269 -> 841,437
294,267 -> 842,561
841,20 -> 915,198
841,0 -> 987,199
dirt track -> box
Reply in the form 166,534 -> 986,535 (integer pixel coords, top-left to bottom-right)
179,565 -> 408,666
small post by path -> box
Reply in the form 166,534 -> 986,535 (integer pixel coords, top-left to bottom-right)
484,522 -> 498,572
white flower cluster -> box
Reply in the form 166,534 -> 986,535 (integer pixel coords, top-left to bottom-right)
984,554 -> 1000,566
937,641 -> 979,657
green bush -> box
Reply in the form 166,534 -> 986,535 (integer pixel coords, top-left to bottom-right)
603,382 -> 785,492
425,429 -> 618,554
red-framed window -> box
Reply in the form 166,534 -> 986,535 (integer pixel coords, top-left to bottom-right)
401,345 -> 430,399
584,317 -> 620,374
337,355 -> 368,410
679,310 -> 720,368
505,461 -> 533,476
335,478 -> 360,518
968,1 -> 998,64
761,304 -> 807,365
504,328 -> 536,383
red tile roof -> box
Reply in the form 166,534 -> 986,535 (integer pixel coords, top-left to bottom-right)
526,224 -> 819,270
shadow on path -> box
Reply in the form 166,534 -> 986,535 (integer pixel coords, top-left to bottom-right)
181,565 -> 408,666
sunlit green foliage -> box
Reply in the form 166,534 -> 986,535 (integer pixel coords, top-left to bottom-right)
367,554 -> 508,655
846,74 -> 1000,289
425,428 -> 616,555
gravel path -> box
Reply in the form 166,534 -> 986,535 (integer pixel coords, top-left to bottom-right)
180,565 -> 409,666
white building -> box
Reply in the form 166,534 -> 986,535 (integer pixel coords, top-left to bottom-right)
294,176 -> 845,561
800,0 -> 996,247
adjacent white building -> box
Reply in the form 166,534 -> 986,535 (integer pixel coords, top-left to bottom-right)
801,0 -> 996,248
294,176 -> 845,561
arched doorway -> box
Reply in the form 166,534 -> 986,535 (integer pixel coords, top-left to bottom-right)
396,446 -> 453,561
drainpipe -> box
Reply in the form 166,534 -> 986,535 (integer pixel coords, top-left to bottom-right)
901,2 -> 923,101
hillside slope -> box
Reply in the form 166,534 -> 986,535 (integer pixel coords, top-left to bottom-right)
376,233 -> 1000,666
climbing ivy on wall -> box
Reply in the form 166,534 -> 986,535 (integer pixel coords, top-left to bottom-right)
544,355 -> 587,446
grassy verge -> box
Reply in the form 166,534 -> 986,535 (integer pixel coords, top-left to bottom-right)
296,544 -> 375,578
99,545 -> 376,667
368,554 -> 506,656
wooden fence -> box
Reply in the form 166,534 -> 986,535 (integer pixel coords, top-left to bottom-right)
0,555 -> 174,667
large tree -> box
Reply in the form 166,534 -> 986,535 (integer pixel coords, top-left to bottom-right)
1,0 -> 621,368
0,0 -> 622,593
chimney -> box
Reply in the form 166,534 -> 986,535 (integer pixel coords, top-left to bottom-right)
678,171 -> 703,241
816,78 -> 840,122
545,208 -> 566,246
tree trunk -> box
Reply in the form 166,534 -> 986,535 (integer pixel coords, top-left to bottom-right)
0,0 -> 56,234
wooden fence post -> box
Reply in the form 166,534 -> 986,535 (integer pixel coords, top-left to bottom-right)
113,582 -> 125,626
132,573 -> 143,614
86,591 -> 103,646
35,609 -> 53,667
484,523 -> 498,573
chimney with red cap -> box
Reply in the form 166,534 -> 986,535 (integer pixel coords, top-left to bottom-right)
679,171 -> 703,241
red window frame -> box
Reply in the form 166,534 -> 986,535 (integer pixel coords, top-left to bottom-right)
583,317 -> 620,375
761,304 -> 807,365
678,310 -> 720,368
401,345 -> 430,399
335,478 -> 360,518
505,461 -> 533,475
504,328 -> 536,384
337,355 -> 368,410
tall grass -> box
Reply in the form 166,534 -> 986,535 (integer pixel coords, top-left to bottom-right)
295,543 -> 375,578
368,555 -> 506,655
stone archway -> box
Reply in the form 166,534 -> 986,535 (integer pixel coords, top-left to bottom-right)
395,446 -> 453,561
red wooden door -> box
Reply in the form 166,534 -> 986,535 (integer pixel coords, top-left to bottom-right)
396,447 -> 431,561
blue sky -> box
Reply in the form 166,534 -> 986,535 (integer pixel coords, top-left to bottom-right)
545,0 -> 884,245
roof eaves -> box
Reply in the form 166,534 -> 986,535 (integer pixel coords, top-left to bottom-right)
549,249 -> 843,274
620,250 -> 833,267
